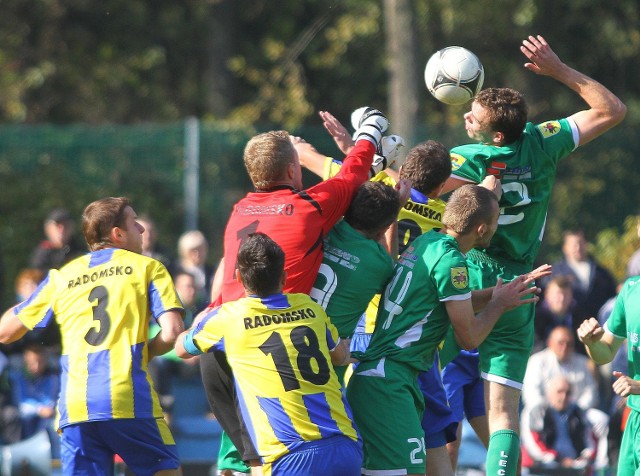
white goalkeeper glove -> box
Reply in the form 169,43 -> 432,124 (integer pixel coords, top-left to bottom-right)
369,135 -> 405,177
352,107 -> 388,150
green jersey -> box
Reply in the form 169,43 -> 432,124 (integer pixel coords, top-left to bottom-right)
310,219 -> 394,338
605,276 -> 640,412
451,119 -> 576,266
358,230 -> 471,370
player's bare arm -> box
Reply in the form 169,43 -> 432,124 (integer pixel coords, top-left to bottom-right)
148,310 -> 185,359
521,34 -> 626,146
0,306 -> 29,344
447,275 -> 539,349
577,317 -> 623,365
291,135 -> 326,178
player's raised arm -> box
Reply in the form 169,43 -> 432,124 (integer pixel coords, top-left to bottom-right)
521,34 -> 626,146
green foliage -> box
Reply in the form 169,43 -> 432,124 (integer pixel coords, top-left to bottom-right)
592,216 -> 640,283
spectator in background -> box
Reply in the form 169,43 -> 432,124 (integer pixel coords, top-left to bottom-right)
29,208 -> 84,272
522,325 -> 609,469
138,215 -> 174,269
0,350 -> 21,444
551,230 -> 617,353
172,230 -> 214,309
533,275 -> 577,353
9,343 -> 59,458
521,374 -> 596,473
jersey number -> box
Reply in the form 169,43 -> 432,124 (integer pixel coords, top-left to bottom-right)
259,325 -> 331,391
498,182 -> 531,225
397,218 -> 421,255
85,285 -> 111,346
309,263 -> 337,309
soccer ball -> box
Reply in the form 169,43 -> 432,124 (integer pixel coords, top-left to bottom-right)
424,46 -> 484,106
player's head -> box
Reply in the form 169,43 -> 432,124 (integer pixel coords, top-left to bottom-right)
237,232 -> 285,297
83,197 -> 145,253
344,181 -> 400,240
244,131 -> 302,191
399,140 -> 451,197
465,88 -> 528,145
442,184 -> 499,248
561,229 -> 588,263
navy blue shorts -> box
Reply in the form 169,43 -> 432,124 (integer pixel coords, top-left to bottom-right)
418,354 -> 458,448
441,350 -> 485,421
60,418 -> 180,476
267,435 -> 362,476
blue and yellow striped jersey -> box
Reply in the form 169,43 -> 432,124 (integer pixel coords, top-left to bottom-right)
182,293 -> 359,463
14,248 -> 184,429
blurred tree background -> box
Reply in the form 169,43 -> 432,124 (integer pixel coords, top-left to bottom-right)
1,0 -> 639,306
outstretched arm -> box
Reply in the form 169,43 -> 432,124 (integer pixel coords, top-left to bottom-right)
521,35 -> 626,146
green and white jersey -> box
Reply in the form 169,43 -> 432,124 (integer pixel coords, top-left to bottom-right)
604,276 -> 640,413
358,230 -> 472,371
310,219 -> 394,338
450,119 -> 577,266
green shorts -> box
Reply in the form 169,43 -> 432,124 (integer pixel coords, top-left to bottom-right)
618,407 -> 640,476
466,250 -> 534,387
346,358 -> 425,475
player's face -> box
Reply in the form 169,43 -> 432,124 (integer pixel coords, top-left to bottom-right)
120,206 -> 145,254
477,200 -> 500,248
464,102 -> 493,143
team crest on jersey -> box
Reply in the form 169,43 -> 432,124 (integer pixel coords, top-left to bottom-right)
451,153 -> 466,171
450,267 -> 469,290
538,121 -> 561,138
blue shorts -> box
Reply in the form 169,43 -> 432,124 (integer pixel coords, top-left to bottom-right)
60,418 -> 180,476
418,355 -> 458,448
266,435 -> 362,476
441,350 -> 485,421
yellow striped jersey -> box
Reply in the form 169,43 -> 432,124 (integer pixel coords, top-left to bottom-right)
14,248 -> 184,429
182,293 -> 360,463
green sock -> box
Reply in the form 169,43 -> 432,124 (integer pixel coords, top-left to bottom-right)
485,429 -> 519,476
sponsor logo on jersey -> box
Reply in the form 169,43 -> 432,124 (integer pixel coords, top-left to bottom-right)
450,267 -> 469,290
451,153 -> 467,171
243,307 -> 317,329
538,121 -> 561,138
68,266 -> 133,288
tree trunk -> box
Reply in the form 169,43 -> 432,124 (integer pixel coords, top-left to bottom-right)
384,0 -> 419,162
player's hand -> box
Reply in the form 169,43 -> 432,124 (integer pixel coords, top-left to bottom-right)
520,35 -> 565,78
491,275 -> 540,310
576,317 -> 604,345
526,264 -> 552,282
480,175 -> 502,200
395,178 -> 413,207
380,135 -> 405,166
352,107 -> 389,149
612,371 -> 640,397
319,111 -> 354,155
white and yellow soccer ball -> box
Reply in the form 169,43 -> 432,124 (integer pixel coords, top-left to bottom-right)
424,46 -> 484,106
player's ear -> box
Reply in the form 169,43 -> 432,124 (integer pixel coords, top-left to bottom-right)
476,222 -> 487,239
235,272 -> 243,286
492,131 -> 505,145
110,226 -> 124,245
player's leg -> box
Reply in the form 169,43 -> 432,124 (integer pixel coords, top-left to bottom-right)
200,350 -> 260,465
418,358 -> 458,476
347,358 -> 426,476
616,408 -> 640,476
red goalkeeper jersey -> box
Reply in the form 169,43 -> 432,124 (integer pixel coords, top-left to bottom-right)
219,140 -> 375,304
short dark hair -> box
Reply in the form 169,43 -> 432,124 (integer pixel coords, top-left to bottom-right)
475,88 -> 528,144
399,140 -> 451,195
443,185 -> 498,234
237,233 -> 285,296
82,197 -> 130,251
344,182 -> 399,237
